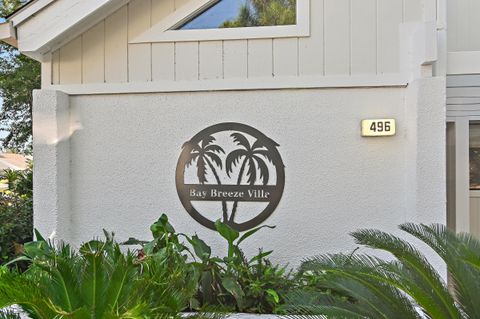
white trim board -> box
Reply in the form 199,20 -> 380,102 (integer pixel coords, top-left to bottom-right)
131,0 -> 310,43
46,74 -> 407,95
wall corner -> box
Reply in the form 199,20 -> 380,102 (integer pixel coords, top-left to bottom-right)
32,89 -> 71,242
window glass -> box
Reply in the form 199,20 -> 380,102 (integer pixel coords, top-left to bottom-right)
178,0 -> 296,30
470,123 -> 480,190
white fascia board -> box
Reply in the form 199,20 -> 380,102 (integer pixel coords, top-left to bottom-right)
9,0 -> 55,27
16,0 -> 129,59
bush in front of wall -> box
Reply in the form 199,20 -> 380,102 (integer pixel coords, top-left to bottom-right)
0,230 -> 198,318
0,213 -> 295,318
286,223 -> 480,319
0,166 -> 33,267
126,214 -> 294,314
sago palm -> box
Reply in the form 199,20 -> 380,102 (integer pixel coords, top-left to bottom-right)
286,223 -> 480,319
0,230 -> 196,318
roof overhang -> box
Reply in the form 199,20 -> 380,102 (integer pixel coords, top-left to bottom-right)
0,0 -> 130,61
0,22 -> 17,47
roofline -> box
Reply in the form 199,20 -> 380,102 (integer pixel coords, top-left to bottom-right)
7,0 -> 55,27
5,0 -> 35,19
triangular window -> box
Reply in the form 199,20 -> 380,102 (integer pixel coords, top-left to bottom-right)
177,0 -> 296,30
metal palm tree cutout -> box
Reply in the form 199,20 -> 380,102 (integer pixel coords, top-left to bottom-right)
176,122 -> 285,231
183,135 -> 228,222
226,133 -> 273,222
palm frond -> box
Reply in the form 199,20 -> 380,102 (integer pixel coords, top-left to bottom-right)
351,229 -> 461,319
231,133 -> 251,149
297,254 -> 421,319
400,223 -> 480,317
253,155 -> 269,185
206,152 -> 223,170
226,149 -> 247,176
205,144 -> 225,154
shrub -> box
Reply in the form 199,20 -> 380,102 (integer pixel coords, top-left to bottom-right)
126,215 -> 294,313
286,223 -> 480,319
0,230 -> 197,318
0,166 -> 33,266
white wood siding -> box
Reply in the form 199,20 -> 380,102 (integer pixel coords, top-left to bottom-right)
51,0 -> 425,86
448,0 -> 480,52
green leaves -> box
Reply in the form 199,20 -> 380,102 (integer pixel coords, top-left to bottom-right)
0,166 -> 33,267
287,223 -> 480,319
187,235 -> 211,262
215,220 -> 239,245
221,276 -> 245,310
1,229 -> 196,318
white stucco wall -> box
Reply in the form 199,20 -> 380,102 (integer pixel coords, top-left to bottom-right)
33,77 -> 446,267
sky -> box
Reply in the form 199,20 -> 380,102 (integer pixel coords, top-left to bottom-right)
181,0 -> 247,29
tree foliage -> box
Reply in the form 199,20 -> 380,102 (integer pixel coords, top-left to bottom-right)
0,165 -> 33,266
0,0 -> 40,153
222,0 -> 296,28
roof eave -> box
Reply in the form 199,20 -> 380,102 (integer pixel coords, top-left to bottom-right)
0,22 -> 18,47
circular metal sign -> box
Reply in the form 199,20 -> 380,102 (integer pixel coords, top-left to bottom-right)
176,123 -> 285,231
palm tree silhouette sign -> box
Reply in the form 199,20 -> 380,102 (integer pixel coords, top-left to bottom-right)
182,135 -> 228,222
226,133 -> 273,223
176,123 -> 285,231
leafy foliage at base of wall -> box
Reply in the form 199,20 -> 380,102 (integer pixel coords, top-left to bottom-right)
2,216 -> 480,318
0,166 -> 32,266
286,223 -> 480,319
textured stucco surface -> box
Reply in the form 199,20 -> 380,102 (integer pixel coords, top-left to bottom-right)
32,90 -> 71,240
33,78 -> 446,267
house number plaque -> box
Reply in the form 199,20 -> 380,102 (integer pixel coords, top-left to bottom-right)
361,119 -> 396,137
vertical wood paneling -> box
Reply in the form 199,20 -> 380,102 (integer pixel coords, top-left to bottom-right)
199,41 -> 223,80
378,0 -> 403,74
82,21 -> 105,84
404,0 -> 422,21
447,0 -> 459,51
351,0 -> 376,75
455,0 -> 469,51
152,0 -> 175,25
468,0 -> 480,51
105,6 -> 128,83
52,50 -> 60,85
128,0 -> 151,82
128,0 -> 151,39
224,40 -> 248,79
59,37 -> 82,84
273,38 -> 298,77
129,44 -> 152,82
324,0 -> 350,75
152,43 -> 175,81
248,39 -> 273,78
299,0 -> 324,76
175,42 -> 199,81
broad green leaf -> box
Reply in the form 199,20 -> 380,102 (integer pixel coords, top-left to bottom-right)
221,276 -> 245,310
187,235 -> 211,262
238,225 -> 275,245
266,289 -> 280,303
214,220 -> 239,246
